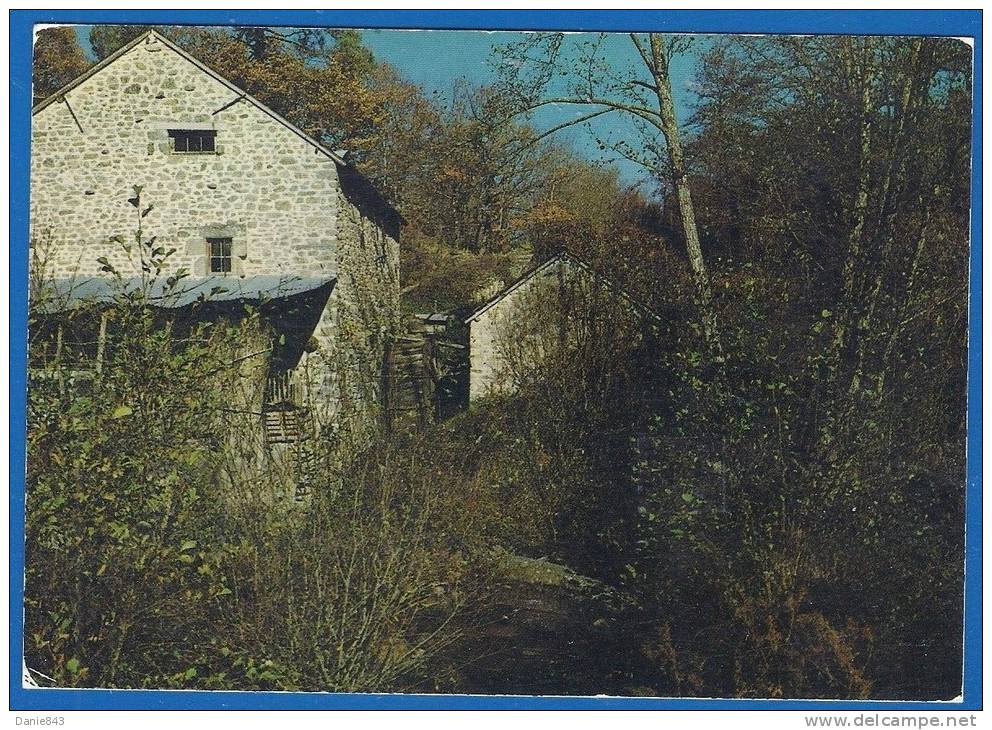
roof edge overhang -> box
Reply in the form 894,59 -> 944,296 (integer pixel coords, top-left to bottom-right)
32,274 -> 336,314
463,251 -> 664,325
463,254 -> 566,324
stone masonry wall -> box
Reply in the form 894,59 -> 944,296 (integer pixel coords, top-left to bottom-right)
468,263 -> 561,402
31,33 -> 341,282
469,301 -> 508,403
296,181 -> 399,446
468,257 -> 643,402
30,32 -> 400,456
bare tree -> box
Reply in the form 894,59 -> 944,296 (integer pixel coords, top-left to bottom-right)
495,33 -> 718,347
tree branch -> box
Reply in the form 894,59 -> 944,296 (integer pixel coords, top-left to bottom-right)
629,33 -> 656,75
516,107 -> 619,151
631,79 -> 660,94
527,97 -> 664,131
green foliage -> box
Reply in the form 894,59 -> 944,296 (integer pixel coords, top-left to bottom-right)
32,27 -> 91,105
400,234 -> 519,312
25,301 -> 245,687
179,452 -> 470,693
382,36 -> 968,699
25,194 -> 467,691
26,28 -> 970,699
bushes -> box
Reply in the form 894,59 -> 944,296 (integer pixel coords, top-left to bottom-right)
399,233 -> 520,313
25,292 -> 468,691
25,302 -> 246,687
24,255 -> 965,697
23,165 -> 966,697
219,450 -> 467,692
24,301 -> 469,690
621,260 -> 964,700
412,244 -> 963,698
24,189 -> 475,690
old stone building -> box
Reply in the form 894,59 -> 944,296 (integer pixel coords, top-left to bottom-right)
29,30 -> 401,480
464,252 -> 660,401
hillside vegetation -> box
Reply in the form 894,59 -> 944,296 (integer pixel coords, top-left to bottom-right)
26,27 -> 971,698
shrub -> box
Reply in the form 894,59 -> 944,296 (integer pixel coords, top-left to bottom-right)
24,192 -> 468,691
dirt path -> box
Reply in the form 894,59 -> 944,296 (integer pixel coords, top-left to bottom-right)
436,553 -> 636,696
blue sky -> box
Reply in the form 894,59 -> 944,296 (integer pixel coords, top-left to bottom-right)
361,29 -> 701,188
74,26 -> 701,189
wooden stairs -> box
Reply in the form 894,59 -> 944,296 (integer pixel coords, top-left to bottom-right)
264,407 -> 300,445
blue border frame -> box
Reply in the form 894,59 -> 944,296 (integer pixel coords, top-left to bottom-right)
9,9 -> 982,712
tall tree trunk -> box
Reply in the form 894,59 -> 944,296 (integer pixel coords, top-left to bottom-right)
832,38 -> 876,371
848,39 -> 925,397
873,193 -> 935,404
817,38 -> 877,454
648,34 -> 719,350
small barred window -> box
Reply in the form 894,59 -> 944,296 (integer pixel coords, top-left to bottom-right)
169,129 -> 216,153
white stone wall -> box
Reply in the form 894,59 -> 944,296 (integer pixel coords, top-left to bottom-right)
30,32 -> 400,449
31,34 -> 344,282
467,257 -> 648,402
468,259 -> 569,402
468,304 -> 506,402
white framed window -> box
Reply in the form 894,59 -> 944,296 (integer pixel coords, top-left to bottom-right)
207,237 -> 233,273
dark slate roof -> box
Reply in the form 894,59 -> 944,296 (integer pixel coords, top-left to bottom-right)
32,275 -> 335,313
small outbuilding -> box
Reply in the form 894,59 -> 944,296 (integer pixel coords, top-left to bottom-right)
463,252 -> 661,402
